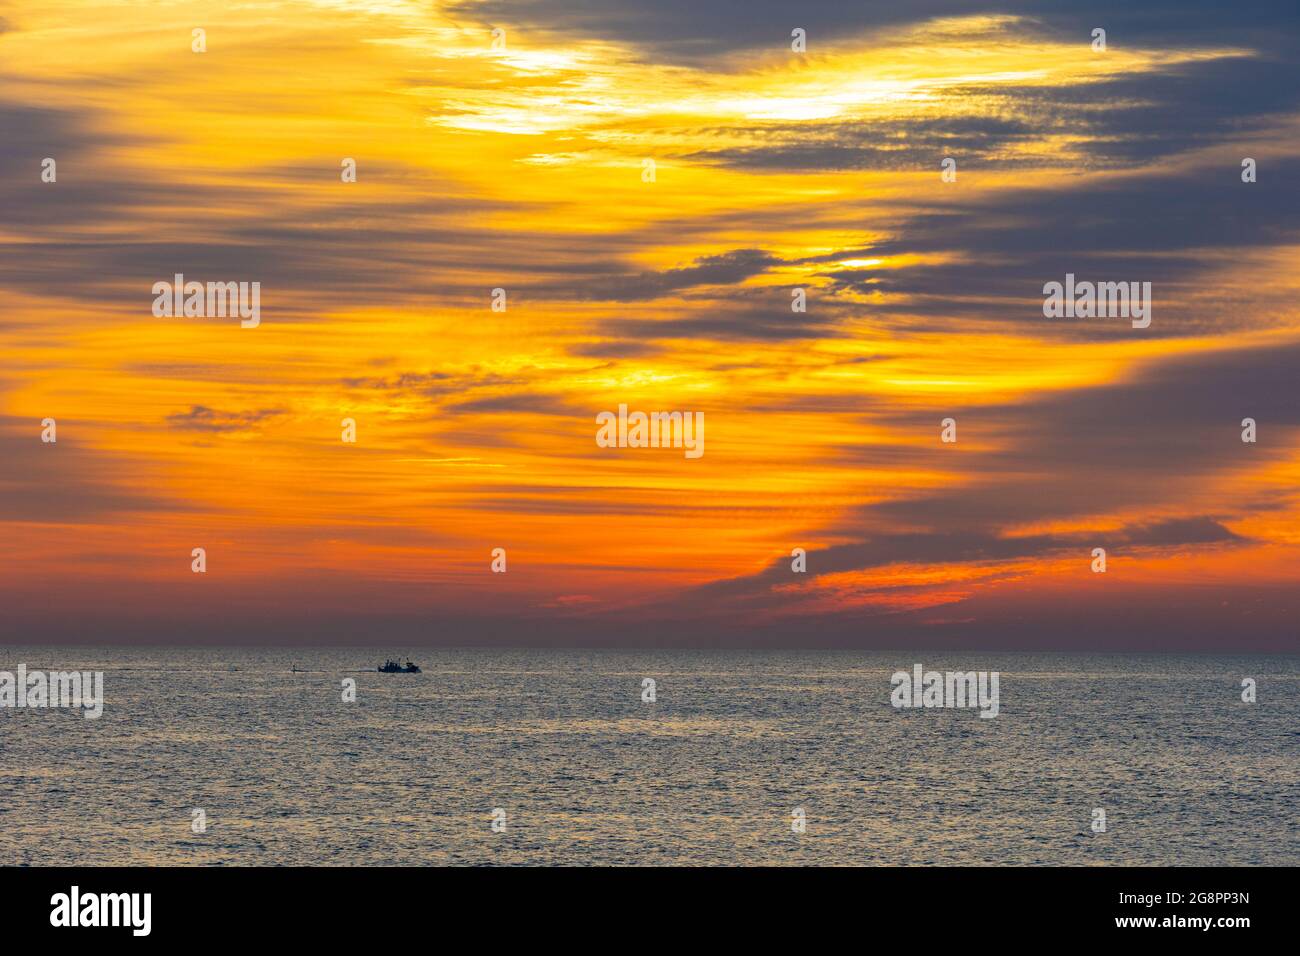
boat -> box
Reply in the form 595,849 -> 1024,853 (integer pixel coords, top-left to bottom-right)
378,658 -> 421,674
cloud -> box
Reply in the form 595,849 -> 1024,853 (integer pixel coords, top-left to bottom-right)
566,340 -> 664,359
599,296 -> 845,341
534,249 -> 779,302
848,339 -> 1300,530
445,393 -> 590,416
0,416 -> 193,521
165,405 -> 286,433
803,153 -> 1300,341
697,516 -> 1244,598
629,338 -> 1297,642
446,0 -> 1300,63
689,55 -> 1300,172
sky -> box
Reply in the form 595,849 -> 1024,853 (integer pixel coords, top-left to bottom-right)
1,0 -> 1297,649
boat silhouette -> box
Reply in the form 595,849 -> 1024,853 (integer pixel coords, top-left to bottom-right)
378,658 -> 421,674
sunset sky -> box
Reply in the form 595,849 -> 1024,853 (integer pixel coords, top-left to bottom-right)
1,0 -> 1297,648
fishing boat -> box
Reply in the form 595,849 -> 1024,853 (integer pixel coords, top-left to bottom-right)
378,658 -> 421,674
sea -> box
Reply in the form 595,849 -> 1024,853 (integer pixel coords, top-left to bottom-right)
1,647 -> 1296,865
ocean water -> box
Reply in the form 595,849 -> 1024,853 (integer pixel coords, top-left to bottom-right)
0,647 -> 1296,866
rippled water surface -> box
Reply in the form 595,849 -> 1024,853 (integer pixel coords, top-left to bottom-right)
1,647 -> 1296,865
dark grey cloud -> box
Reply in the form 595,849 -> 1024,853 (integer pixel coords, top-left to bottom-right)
0,99 -> 661,318
693,516 -> 1244,602
801,150 -> 1300,341
852,343 -> 1300,538
566,339 -> 665,359
165,405 -> 287,433
341,370 -> 458,394
690,54 -> 1300,172
445,392 -> 589,416
602,304 -> 837,341
0,99 -> 149,172
690,118 -> 1041,173
545,248 -> 778,302
623,338 -> 1298,646
0,416 -> 195,521
859,160 -> 1297,265
839,339 -> 1300,531
447,0 -> 1300,64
